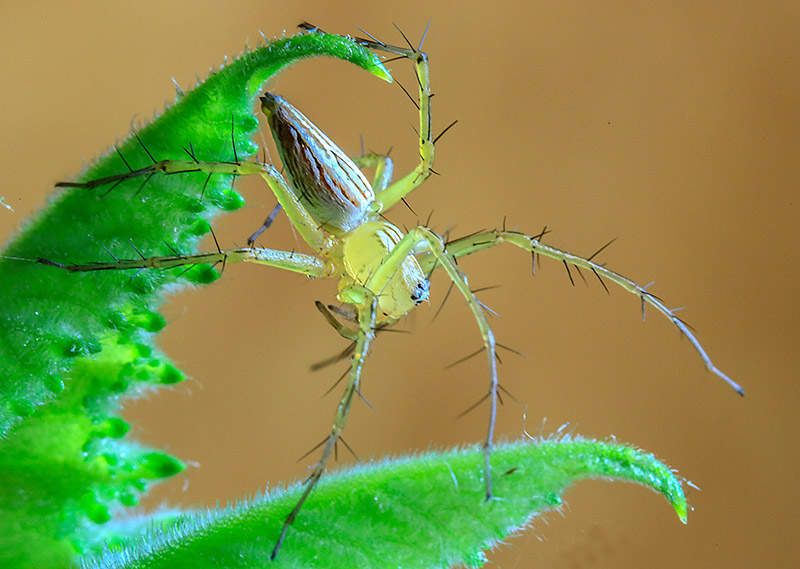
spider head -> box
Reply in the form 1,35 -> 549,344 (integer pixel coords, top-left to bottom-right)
411,279 -> 430,306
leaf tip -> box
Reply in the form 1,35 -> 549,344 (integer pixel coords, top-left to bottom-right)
674,496 -> 688,524
369,58 -> 393,83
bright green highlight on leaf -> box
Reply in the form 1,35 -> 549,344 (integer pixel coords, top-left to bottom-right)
82,438 -> 686,569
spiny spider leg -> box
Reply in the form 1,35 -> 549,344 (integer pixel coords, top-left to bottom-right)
247,202 -> 283,246
38,246 -> 330,278
351,153 -> 394,194
424,229 -> 744,395
355,38 -> 434,213
364,225 -> 501,498
59,157 -> 327,251
270,286 -> 378,559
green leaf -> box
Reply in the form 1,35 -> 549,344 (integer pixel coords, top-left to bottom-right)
82,438 -> 686,569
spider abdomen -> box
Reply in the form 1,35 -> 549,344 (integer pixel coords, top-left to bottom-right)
260,93 -> 373,233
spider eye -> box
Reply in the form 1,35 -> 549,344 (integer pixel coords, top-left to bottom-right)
411,280 -> 430,305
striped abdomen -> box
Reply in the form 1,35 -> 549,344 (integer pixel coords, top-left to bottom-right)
260,93 -> 374,233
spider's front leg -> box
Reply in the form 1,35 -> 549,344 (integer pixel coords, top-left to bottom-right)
356,38 -> 435,214
362,225 -> 501,500
270,285 -> 378,559
421,229 -> 744,395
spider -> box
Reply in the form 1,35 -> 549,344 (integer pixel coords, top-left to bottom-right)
48,29 -> 742,558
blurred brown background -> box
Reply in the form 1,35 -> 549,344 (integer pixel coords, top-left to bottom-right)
2,2 -> 797,567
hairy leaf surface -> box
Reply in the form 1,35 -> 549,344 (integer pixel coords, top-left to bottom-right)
82,438 -> 686,569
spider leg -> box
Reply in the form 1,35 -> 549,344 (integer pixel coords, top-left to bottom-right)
353,151 -> 417,216
366,42 -> 434,213
270,287 -> 378,559
423,229 -> 743,395
246,202 -> 283,246
39,245 -> 330,278
352,153 -> 394,193
59,159 -> 327,251
364,226 -> 500,500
